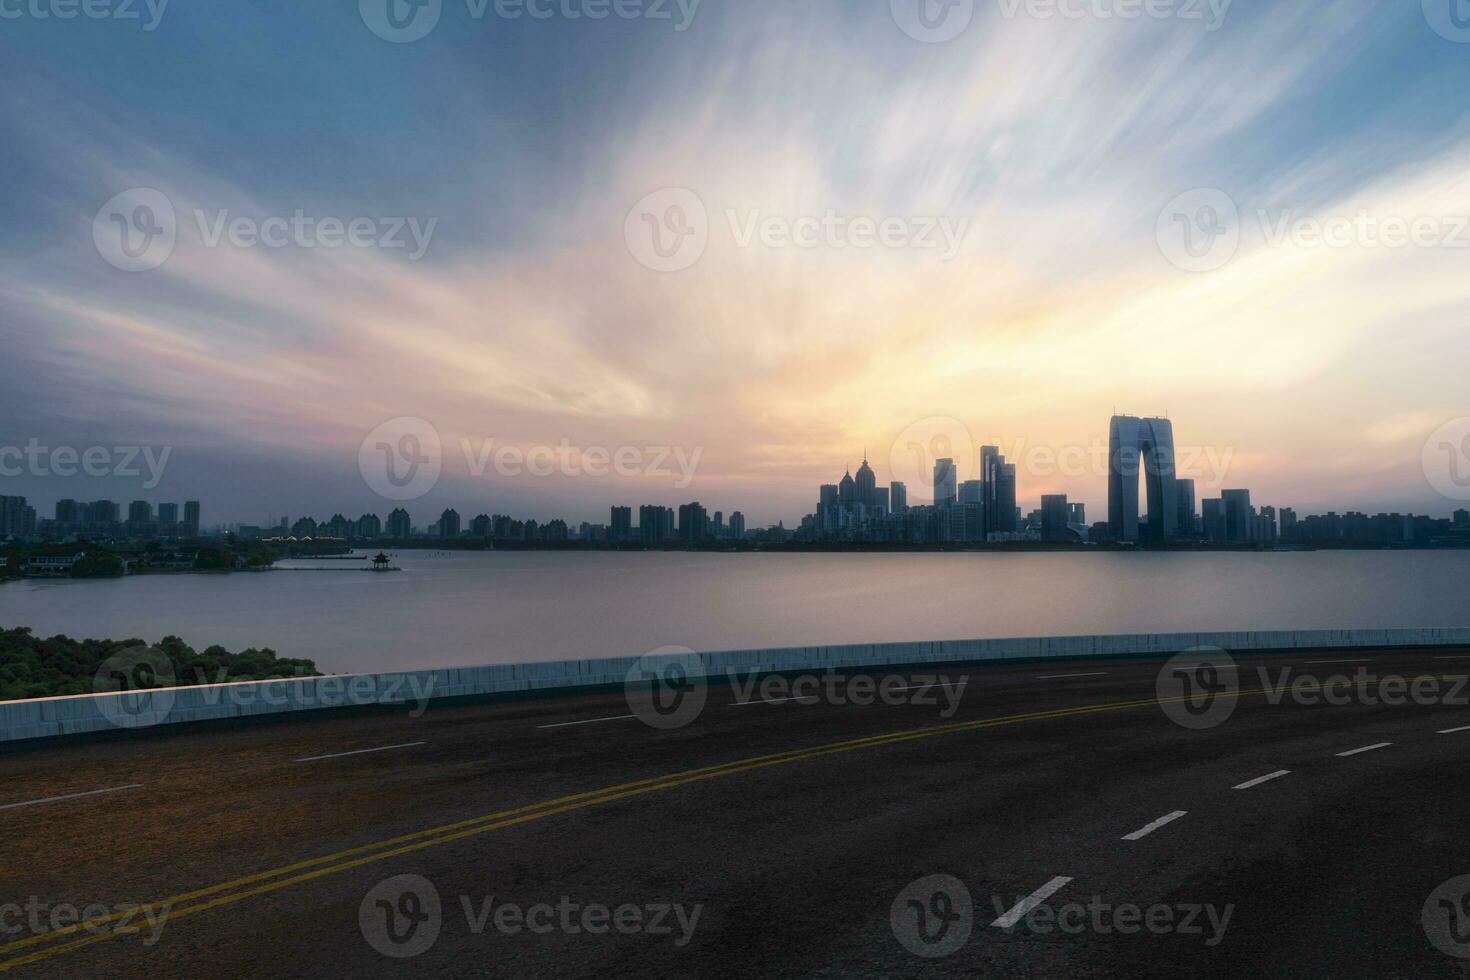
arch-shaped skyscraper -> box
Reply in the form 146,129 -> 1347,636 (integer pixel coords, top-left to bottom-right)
1108,415 -> 1179,544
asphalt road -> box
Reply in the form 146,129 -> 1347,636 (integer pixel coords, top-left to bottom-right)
3,646 -> 1470,978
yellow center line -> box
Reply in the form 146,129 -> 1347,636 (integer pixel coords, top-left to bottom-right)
2,674 -> 1461,972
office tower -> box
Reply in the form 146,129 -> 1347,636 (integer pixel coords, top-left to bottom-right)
1202,499 -> 1225,542
874,486 -> 889,515
997,464 -> 1017,533
1258,505 -> 1278,543
54,499 -> 79,528
959,480 -> 983,505
1107,415 -> 1179,544
854,456 -> 877,508
678,502 -> 708,542
933,458 -> 957,508
610,506 -> 632,543
1175,478 -> 1196,535
437,509 -> 461,538
183,500 -> 201,536
838,470 -> 856,509
357,513 -> 383,539
386,508 -> 412,539
819,485 -> 839,509
1040,494 -> 1070,542
729,511 -> 746,539
1068,502 -> 1086,527
1221,490 -> 1253,543
640,505 -> 673,544
889,481 -> 907,513
1280,507 -> 1298,540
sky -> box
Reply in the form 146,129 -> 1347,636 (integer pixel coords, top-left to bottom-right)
2,0 -> 1470,529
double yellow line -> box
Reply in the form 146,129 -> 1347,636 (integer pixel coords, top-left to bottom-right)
0,679 -> 1362,972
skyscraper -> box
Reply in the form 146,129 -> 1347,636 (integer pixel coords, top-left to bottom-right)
729,511 -> 746,539
932,458 -> 957,508
1040,494 -> 1071,542
183,500 -> 201,537
854,456 -> 877,508
1107,415 -> 1179,544
889,481 -> 907,513
1222,490 -> 1253,543
1175,478 -> 1197,535
996,463 -> 1017,533
610,506 -> 632,543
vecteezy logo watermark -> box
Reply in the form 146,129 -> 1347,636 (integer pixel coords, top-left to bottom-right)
623,189 -> 973,272
0,0 -> 167,30
890,0 -> 975,43
624,646 -> 708,730
460,438 -> 702,489
729,672 -> 967,718
93,189 -> 437,271
359,0 -> 701,43
891,875 -> 1232,956
359,874 -> 703,957
995,0 -> 1232,30
1424,418 -> 1470,502
1160,188 -> 1470,273
1424,0 -> 1470,44
1425,876 -> 1470,958
360,417 -> 444,502
1156,188 -> 1241,273
0,440 -> 171,489
889,416 -> 977,506
361,875 -> 443,959
1156,647 -> 1239,730
93,188 -> 177,273
94,646 -> 178,730
890,875 -> 973,958
624,188 -> 709,273
0,899 -> 172,946
988,893 -> 1233,946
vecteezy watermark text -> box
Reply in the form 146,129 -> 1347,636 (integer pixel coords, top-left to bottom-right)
623,188 -> 973,272
0,0 -> 167,30
0,440 -> 170,489
0,899 -> 171,946
93,189 -> 438,272
358,874 -> 702,959
359,0 -> 702,44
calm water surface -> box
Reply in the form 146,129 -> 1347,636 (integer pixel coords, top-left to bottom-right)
1,551 -> 1467,673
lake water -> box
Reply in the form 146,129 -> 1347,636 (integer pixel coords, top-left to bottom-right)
1,550 -> 1467,674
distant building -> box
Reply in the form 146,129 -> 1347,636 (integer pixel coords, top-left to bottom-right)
729,511 -> 746,539
1068,502 -> 1086,527
1222,490 -> 1253,543
610,506 -> 633,543
1175,479 -> 1196,535
678,502 -> 708,543
1108,415 -> 1178,544
932,458 -> 957,508
291,516 -> 318,538
183,501 -> 201,537
889,481 -> 907,513
357,513 -> 383,539
437,509 -> 461,538
470,514 -> 492,538
1040,494 -> 1072,542
386,508 -> 412,539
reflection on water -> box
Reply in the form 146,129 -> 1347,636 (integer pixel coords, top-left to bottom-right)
1,550 -> 1467,673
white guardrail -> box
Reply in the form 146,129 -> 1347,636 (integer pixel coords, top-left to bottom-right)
4,628 -> 1470,743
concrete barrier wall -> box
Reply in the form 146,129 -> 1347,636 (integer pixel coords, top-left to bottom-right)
5,627 -> 1469,743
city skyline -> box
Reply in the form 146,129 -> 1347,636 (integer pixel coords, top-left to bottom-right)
4,4 -> 1470,527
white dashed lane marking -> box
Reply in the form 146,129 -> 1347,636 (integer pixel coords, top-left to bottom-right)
1233,770 -> 1291,790
1335,742 -> 1392,758
991,877 -> 1075,929
0,784 -> 142,811
1121,811 -> 1188,841
294,742 -> 426,761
